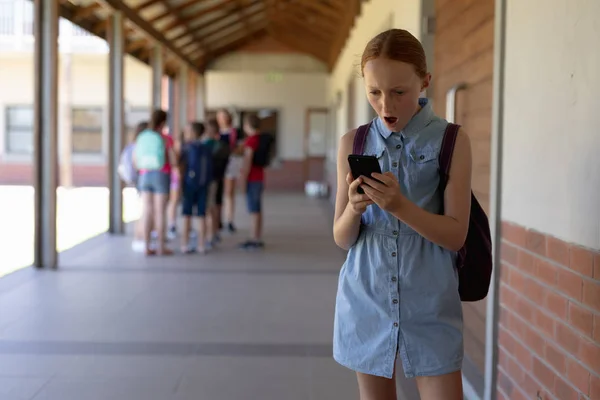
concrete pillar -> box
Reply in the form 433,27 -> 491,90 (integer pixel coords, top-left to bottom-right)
178,64 -> 188,131
151,45 -> 163,109
33,0 -> 59,269
107,11 -> 125,234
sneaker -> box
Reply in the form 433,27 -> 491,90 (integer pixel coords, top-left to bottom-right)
167,226 -> 177,241
239,240 -> 261,251
227,223 -> 237,234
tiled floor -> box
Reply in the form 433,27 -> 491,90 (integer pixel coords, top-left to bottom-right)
0,194 -> 362,400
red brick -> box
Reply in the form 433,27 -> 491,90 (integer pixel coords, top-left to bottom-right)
500,261 -> 511,282
555,322 -> 581,355
536,258 -> 558,286
570,246 -> 594,277
503,222 -> 527,247
525,324 -> 546,357
547,235 -> 570,266
582,280 -> 600,313
545,290 -> 568,320
522,371 -> 542,396
566,359 -> 590,396
518,250 -> 536,275
502,242 -> 518,266
499,325 -> 515,353
511,312 -> 529,342
525,277 -> 546,304
526,230 -> 547,257
516,296 -> 535,323
532,357 -> 556,391
568,301 -> 594,337
510,268 -> 527,292
498,347 -> 510,371
498,368 -> 514,396
557,268 -> 584,301
544,342 -> 566,374
510,388 -> 529,400
497,388 -> 508,400
554,376 -> 579,400
578,339 -> 600,375
594,253 -> 600,280
514,336 -> 533,369
591,374 -> 600,399
535,309 -> 556,338
594,314 -> 600,343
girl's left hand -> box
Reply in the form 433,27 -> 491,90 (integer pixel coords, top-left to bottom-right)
361,172 -> 406,214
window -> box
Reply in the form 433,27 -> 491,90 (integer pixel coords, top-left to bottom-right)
126,107 -> 150,141
72,107 -> 103,154
5,106 -> 33,154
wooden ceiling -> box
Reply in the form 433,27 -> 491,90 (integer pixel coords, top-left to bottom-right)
57,0 -> 366,75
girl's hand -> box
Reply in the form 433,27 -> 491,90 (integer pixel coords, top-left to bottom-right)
361,172 -> 406,214
346,172 -> 374,215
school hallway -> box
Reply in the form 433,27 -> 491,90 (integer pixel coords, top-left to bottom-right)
0,194 -> 364,400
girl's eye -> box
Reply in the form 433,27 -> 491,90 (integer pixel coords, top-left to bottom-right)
395,91 -> 404,95
369,91 -> 380,95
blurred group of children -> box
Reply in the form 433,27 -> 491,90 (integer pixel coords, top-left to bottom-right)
119,108 -> 270,256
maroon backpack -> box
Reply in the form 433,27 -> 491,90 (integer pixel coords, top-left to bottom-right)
353,122 -> 493,302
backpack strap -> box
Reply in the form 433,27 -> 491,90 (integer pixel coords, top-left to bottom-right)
352,122 -> 373,155
439,123 -> 461,189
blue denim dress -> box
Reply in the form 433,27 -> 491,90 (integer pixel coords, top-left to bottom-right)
333,99 -> 463,379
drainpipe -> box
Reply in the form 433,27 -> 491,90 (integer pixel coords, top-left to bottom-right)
484,0 -> 508,398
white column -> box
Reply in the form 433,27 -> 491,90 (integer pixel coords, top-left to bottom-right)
107,11 -> 125,234
178,64 -> 188,129
33,0 -> 59,269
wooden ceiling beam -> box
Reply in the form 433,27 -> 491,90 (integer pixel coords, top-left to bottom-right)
127,38 -> 149,52
160,0 -> 237,33
269,8 -> 335,39
147,0 -> 207,25
168,0 -> 261,43
281,0 -> 341,21
328,0 -> 361,70
95,0 -> 200,72
198,28 -> 269,70
267,14 -> 332,42
274,3 -> 337,35
134,0 -> 164,12
267,25 -> 329,63
178,5 -> 264,51
73,4 -> 101,22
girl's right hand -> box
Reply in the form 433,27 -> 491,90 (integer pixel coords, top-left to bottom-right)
346,172 -> 374,215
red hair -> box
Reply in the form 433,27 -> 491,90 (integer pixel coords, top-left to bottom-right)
361,29 -> 427,78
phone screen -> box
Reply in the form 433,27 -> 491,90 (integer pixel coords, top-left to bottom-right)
347,155 -> 382,194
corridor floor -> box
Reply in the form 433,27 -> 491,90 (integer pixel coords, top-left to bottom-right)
0,194 -> 359,400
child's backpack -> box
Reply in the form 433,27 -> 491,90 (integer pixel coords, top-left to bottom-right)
212,140 -> 230,179
184,141 -> 213,189
134,129 -> 165,170
252,133 -> 275,167
352,122 -> 493,302
118,143 -> 137,185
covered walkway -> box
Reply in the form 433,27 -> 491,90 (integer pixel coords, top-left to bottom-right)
0,194 -> 361,400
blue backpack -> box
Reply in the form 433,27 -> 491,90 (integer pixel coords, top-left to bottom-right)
183,141 -> 213,189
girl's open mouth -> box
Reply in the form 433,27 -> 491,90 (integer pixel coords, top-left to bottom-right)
383,116 -> 398,124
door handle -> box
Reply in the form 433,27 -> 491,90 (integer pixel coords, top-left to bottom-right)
446,83 -> 467,123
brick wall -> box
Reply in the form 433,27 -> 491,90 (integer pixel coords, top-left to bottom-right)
498,221 -> 600,400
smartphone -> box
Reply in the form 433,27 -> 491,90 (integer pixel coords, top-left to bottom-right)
347,155 -> 382,194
